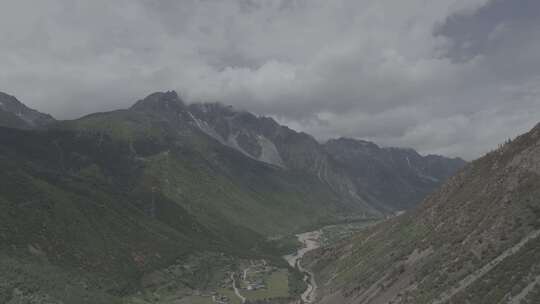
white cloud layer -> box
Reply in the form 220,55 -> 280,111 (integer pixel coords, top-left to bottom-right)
1,0 -> 539,159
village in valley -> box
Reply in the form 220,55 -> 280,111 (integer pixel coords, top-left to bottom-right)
153,256 -> 292,304
207,259 -> 290,304
121,248 -> 299,304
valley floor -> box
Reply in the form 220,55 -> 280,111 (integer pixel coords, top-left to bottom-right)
120,220 -> 378,304
283,231 -> 322,303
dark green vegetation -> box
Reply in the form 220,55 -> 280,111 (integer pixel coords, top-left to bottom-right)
309,123 -> 540,304
0,127 -> 222,303
0,120 -> 323,301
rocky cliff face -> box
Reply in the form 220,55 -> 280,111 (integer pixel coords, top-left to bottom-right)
187,102 -> 287,168
187,101 -> 380,214
188,101 -> 465,213
0,92 -> 55,129
310,123 -> 540,304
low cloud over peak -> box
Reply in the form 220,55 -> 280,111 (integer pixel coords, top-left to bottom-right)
1,0 -> 539,160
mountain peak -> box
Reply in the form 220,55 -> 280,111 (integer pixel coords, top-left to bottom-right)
130,90 -> 185,112
0,91 -> 18,108
0,92 -> 55,129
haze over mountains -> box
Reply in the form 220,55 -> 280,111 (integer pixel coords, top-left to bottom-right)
0,91 -> 464,303
2,1 -> 540,303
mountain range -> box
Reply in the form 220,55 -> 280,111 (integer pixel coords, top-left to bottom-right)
0,90 -> 465,303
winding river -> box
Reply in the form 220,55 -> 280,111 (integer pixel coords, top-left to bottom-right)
283,230 -> 322,303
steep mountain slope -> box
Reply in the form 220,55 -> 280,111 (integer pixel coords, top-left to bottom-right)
324,138 -> 466,210
188,102 -> 464,213
0,127 -> 227,303
187,102 -> 378,213
0,92 -> 55,129
61,91 -> 366,235
0,92 -> 352,303
309,123 -> 540,304
0,119 -> 314,303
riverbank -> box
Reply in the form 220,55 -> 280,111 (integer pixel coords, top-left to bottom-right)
283,230 -> 322,303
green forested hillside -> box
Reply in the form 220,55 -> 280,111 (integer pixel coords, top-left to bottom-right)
0,93 -> 358,303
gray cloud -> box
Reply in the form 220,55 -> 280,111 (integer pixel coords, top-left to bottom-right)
1,0 -> 539,160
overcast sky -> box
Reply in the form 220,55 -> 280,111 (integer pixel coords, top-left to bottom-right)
1,0 -> 539,160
